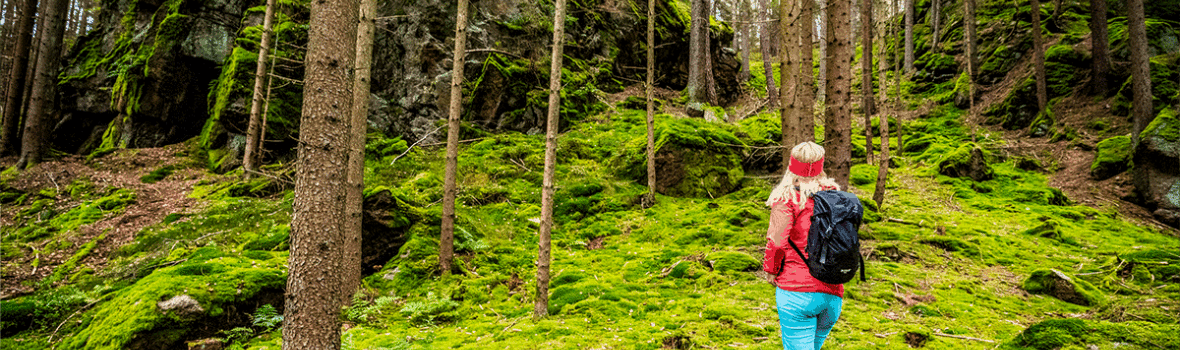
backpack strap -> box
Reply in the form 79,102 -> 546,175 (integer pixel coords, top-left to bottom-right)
788,239 -> 806,262
859,254 -> 867,282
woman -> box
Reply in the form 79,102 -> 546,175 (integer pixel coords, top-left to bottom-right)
763,141 -> 843,350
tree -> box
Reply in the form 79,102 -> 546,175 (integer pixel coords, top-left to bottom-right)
344,0 -> 377,303
737,0 -> 751,83
1088,0 -> 1108,95
759,0 -> 778,106
1030,0 -> 1046,111
645,0 -> 657,207
872,107 -> 890,208
687,0 -> 705,102
903,0 -> 913,73
17,0 -> 68,169
861,0 -> 874,164
1128,0 -> 1150,147
825,0 -> 852,188
535,0 -> 567,320
893,0 -> 902,103
930,0 -> 940,49
877,0 -> 889,103
817,0 -> 827,102
243,0 -> 277,175
283,0 -> 357,347
440,0 -> 469,275
780,0 -> 799,167
1,0 -> 36,156
965,0 -> 978,111
798,0 -> 815,142
703,0 -> 718,104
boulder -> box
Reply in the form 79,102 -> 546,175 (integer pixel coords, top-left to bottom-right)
1090,135 -> 1132,180
1133,108 -> 1180,227
1023,269 -> 1103,306
937,143 -> 993,182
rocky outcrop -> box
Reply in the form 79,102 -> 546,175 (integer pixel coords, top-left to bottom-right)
937,143 -> 993,182
1134,108 -> 1180,227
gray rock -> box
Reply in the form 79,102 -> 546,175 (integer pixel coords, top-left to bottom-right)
158,295 -> 205,316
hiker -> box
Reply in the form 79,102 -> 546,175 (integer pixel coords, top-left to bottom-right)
763,141 -> 844,350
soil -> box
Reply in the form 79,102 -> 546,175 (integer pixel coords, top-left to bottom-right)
1,144 -> 204,299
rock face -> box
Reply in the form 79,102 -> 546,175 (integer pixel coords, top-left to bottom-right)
1134,108 -> 1180,227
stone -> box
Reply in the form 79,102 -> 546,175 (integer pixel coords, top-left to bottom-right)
1023,269 -> 1102,306
1134,108 -> 1180,228
158,295 -> 205,316
937,144 -> 994,182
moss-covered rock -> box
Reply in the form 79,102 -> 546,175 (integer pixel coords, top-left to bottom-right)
706,251 -> 759,273
1134,108 -> 1180,227
615,116 -> 745,198
1091,135 -> 1132,180
1023,269 -> 1104,306
937,143 -> 993,182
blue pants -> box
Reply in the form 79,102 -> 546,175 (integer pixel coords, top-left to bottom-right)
775,289 -> 843,350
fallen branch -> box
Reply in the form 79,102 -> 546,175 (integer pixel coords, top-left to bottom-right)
933,333 -> 995,343
875,332 -> 898,338
391,125 -> 446,165
659,260 -> 683,277
734,97 -> 771,122
466,49 -> 525,60
886,217 -> 926,227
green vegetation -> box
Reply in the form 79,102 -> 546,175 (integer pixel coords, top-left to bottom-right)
1091,136 -> 1132,180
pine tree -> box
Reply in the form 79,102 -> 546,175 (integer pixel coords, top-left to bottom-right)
903,0 -> 913,73
965,0 -> 978,111
825,0 -> 853,188
344,0 -> 377,303
759,0 -> 779,107
1,0 -> 36,156
645,0 -> 657,207
687,0 -> 705,102
440,0 -> 469,275
283,0 -> 357,347
17,0 -> 68,168
930,0 -> 940,49
535,0 -> 567,320
861,0 -> 874,164
1030,0 -> 1047,111
738,0 -> 752,84
1128,0 -> 1150,146
780,0 -> 799,167
243,0 -> 277,176
1088,0 -> 1108,95
798,0 -> 816,142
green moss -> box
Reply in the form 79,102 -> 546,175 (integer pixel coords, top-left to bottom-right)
1141,107 -> 1180,144
140,165 -> 179,183
1027,107 -> 1054,138
936,143 -> 993,181
1090,136 -> 1132,180
1023,269 -> 1104,306
705,251 -> 759,274
45,231 -> 107,285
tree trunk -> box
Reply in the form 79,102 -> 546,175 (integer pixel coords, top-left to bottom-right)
440,0 -> 468,276
703,0 -> 718,104
799,0 -> 815,142
780,0 -> 799,168
1128,0 -> 1150,147
930,0 -> 939,50
243,0 -> 276,175
903,0 -> 913,73
1,0 -> 36,156
1088,0 -> 1108,95
687,0 -> 705,102
645,0 -> 657,207
825,0 -> 852,189
861,0 -> 874,164
738,0 -> 751,83
535,0 -> 566,320
759,0 -> 778,107
344,0 -> 376,305
892,0 -> 902,104
1031,0 -> 1046,111
872,109 -> 890,207
817,0 -> 827,102
282,0 -> 357,346
878,15 -> 888,103
964,0 -> 978,78
17,0 -> 68,168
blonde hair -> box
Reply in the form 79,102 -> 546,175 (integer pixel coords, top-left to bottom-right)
765,142 -> 840,206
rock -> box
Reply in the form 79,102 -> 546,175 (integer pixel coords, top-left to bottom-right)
361,189 -> 418,274
158,295 -> 205,316
1133,108 -> 1180,227
1090,135 -> 1132,180
706,251 -> 760,273
1023,269 -> 1103,306
187,338 -> 224,350
937,143 -> 993,182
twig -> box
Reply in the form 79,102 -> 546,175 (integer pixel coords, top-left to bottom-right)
735,98 -> 771,121
46,172 -> 60,193
886,217 -> 926,227
466,49 -> 526,60
422,137 -> 488,147
49,298 -> 102,345
660,260 -> 683,277
244,168 -> 295,185
933,333 -> 995,343
267,73 -> 303,84
391,125 -> 446,165
752,337 -> 769,341
509,158 -> 532,172
875,332 -> 898,338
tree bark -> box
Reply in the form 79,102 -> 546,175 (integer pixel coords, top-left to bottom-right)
282,0 -> 357,347
861,0 -> 874,164
1,0 -> 36,156
892,0 -> 902,104
687,0 -> 705,102
1031,0 -> 1046,111
645,0 -> 657,207
343,0 -> 376,305
759,0 -> 778,107
799,0 -> 815,142
817,0 -> 827,102
903,0 -> 913,73
535,0 -> 566,320
872,110 -> 890,207
440,0 -> 469,276
17,0 -> 68,168
243,0 -> 276,175
738,0 -> 751,83
1088,0 -> 1108,95
878,0 -> 889,102
1128,0 -> 1150,147
964,0 -> 978,77
704,0 -> 718,104
780,0 -> 799,168
825,0 -> 852,189
930,0 -> 940,50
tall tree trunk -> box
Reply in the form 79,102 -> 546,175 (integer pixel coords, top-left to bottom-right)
282,0 -> 357,347
243,0 -> 276,175
964,0 -> 978,77
704,0 -> 718,104
817,0 -> 827,103
645,0 -> 657,207
825,0 -> 852,188
1,0 -> 36,156
738,0 -> 751,83
344,0 -> 376,305
930,0 -> 939,50
892,0 -> 902,104
440,0 -> 468,276
759,0 -> 778,106
799,0 -> 815,142
872,109 -> 890,207
1128,0 -> 1150,147
780,0 -> 799,167
1088,0 -> 1108,95
688,0 -> 705,102
1031,0 -> 1046,111
535,0 -> 566,320
878,10 -> 888,103
903,0 -> 913,73
861,0 -> 874,164
17,0 -> 68,168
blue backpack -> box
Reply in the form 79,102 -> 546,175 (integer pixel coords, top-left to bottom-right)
787,190 -> 866,284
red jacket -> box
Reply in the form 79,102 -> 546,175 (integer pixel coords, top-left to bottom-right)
763,195 -> 844,298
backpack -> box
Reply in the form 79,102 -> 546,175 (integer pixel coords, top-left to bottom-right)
786,190 -> 866,285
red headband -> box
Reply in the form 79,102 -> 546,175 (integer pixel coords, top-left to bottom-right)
788,156 -> 824,177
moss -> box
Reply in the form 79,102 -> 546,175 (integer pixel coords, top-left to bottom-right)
705,251 -> 759,274
1026,107 -> 1054,138
1140,107 -> 1180,144
140,165 -> 179,183
1023,269 -> 1104,306
1090,135 -> 1132,180
937,143 -> 993,181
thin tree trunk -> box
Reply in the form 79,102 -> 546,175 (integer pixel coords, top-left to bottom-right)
688,0 -> 704,102
780,0 -> 799,167
964,0 -> 978,77
1,0 -> 36,156
1088,0 -> 1108,95
872,109 -> 890,207
930,0 -> 939,50
243,0 -> 276,175
17,0 -> 68,168
704,0 -> 718,104
825,0 -> 852,188
878,2 -> 889,103
1031,0 -> 1046,111
535,0 -> 566,321
1128,0 -> 1150,147
892,0 -> 902,105
282,0 -> 357,346
817,0 -> 826,103
799,0 -> 815,142
343,0 -> 376,305
759,0 -> 778,107
738,0 -> 751,83
645,0 -> 657,207
440,0 -> 468,276
861,0 -> 874,164
903,0 -> 913,73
